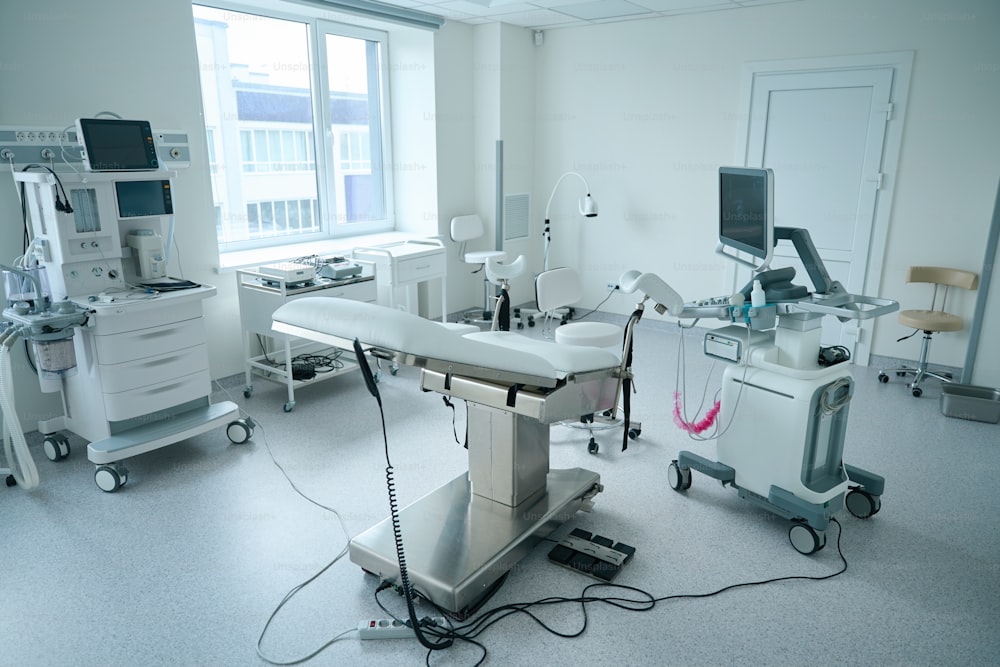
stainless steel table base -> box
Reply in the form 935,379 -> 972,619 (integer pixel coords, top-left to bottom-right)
349,467 -> 602,615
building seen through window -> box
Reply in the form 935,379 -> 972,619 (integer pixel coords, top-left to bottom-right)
193,4 -> 391,249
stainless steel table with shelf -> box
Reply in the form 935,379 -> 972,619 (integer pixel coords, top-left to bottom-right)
237,269 -> 377,411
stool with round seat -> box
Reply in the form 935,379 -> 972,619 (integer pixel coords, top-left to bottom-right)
877,265 -> 979,397
450,214 -> 505,325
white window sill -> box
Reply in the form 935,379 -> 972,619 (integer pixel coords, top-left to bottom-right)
215,231 -> 439,273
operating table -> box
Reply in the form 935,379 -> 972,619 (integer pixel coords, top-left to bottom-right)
271,297 -> 624,615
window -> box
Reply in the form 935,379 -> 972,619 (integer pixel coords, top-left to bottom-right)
193,4 -> 393,250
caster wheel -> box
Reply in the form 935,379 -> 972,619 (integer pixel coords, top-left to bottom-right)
580,414 -> 594,425
877,373 -> 889,384
390,366 -> 398,376
788,523 -> 826,555
6,475 -> 16,487
628,428 -> 641,440
243,386 -> 253,398
43,435 -> 70,461
896,371 -> 907,377
227,419 -> 253,444
911,387 -> 923,397
528,319 -> 535,328
95,466 -> 122,493
517,323 -> 524,329
587,439 -> 599,455
845,489 -> 881,519
667,461 -> 691,491
283,401 -> 295,413
43,437 -> 60,462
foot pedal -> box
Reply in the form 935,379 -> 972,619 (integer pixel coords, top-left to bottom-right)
547,528 -> 635,582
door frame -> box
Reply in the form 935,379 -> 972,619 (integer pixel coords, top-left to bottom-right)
733,51 -> 914,365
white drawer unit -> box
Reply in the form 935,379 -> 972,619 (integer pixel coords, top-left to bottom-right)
395,248 -> 446,284
99,343 -> 209,394
35,285 -> 242,492
237,267 -> 378,412
352,239 -> 447,321
94,317 -> 206,365
104,370 -> 211,422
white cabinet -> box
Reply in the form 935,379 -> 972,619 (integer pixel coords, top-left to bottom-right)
237,269 -> 377,411
40,287 -> 241,486
352,239 -> 447,321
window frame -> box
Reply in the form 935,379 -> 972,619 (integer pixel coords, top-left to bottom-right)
193,1 -> 395,253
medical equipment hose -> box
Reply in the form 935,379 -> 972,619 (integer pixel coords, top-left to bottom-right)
0,327 -> 40,489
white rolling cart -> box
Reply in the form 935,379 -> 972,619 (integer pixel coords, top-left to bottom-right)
237,268 -> 377,412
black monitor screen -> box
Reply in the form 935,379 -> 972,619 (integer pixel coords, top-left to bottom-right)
719,167 -> 772,260
77,118 -> 159,171
115,180 -> 173,218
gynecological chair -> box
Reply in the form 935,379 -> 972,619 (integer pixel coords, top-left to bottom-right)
271,297 -> 620,615
450,214 -> 505,325
534,267 -> 637,454
268,267 -> 684,613
484,255 -> 526,331
878,265 -> 979,397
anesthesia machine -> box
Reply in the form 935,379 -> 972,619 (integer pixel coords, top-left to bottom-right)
662,167 -> 898,554
0,116 -> 245,492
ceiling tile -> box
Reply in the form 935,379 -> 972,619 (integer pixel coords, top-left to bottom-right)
381,0 -> 804,30
554,0 -> 654,20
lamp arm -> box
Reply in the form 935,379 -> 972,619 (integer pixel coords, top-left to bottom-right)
544,171 -> 592,221
542,171 -> 595,272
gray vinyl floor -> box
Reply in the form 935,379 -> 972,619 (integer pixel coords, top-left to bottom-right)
2,315 -> 998,667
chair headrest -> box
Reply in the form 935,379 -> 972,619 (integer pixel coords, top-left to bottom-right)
450,214 -> 485,243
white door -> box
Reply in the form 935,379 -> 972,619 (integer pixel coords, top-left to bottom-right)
739,55 -> 911,365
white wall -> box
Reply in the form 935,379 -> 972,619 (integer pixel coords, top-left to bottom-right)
435,21 -> 539,312
529,0 -> 1000,370
433,22 -> 479,312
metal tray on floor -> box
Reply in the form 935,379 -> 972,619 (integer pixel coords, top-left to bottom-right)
940,384 -> 1000,424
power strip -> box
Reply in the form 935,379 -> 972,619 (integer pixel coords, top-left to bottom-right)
358,616 -> 447,640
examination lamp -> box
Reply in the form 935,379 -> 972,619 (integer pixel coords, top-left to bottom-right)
542,171 -> 598,271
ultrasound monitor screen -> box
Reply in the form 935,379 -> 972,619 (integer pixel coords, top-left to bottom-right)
719,167 -> 772,259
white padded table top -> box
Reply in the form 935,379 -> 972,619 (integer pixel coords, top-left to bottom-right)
463,331 -> 619,374
271,298 -> 619,380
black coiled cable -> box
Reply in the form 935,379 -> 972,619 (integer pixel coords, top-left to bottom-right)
382,436 -> 452,650
353,339 -> 452,652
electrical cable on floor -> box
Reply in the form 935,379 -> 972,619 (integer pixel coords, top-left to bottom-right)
211,380 -> 359,665
215,371 -> 851,665
569,285 -> 617,321
368,518 -> 849,666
